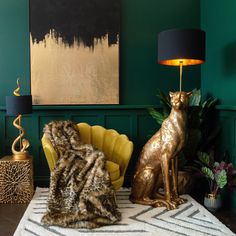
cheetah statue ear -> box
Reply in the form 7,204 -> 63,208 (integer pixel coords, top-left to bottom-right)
169,92 -> 174,98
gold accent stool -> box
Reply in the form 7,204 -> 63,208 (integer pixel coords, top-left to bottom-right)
0,155 -> 34,203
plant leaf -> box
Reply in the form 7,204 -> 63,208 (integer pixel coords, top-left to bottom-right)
148,108 -> 165,125
195,160 -> 205,167
198,152 -> 210,166
214,162 -> 220,168
189,88 -> 201,106
206,98 -> 218,109
158,90 -> 171,106
201,167 -> 214,180
157,90 -> 171,112
200,97 -> 217,118
215,169 -> 227,189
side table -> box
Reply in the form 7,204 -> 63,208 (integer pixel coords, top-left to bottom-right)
0,155 -> 34,203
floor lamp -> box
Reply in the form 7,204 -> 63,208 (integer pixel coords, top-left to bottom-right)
158,28 -> 205,92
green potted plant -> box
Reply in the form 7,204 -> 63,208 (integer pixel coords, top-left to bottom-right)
196,151 -> 236,212
148,89 -> 219,194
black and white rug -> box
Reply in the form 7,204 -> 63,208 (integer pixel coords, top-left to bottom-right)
14,188 -> 235,236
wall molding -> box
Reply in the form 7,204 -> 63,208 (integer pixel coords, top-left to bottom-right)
216,105 -> 236,111
0,104 -> 161,111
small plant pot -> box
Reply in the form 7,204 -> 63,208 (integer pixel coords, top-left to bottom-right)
204,193 -> 222,212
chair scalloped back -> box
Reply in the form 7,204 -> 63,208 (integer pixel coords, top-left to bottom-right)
41,122 -> 133,190
77,123 -> 133,177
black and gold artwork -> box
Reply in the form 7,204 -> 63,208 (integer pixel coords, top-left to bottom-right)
30,0 -> 120,105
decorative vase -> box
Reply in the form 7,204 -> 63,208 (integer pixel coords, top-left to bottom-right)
204,193 -> 222,212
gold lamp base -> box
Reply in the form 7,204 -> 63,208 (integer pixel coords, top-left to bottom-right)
11,114 -> 30,161
6,78 -> 32,161
12,151 -> 30,160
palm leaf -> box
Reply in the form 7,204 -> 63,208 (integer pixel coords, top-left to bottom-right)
189,88 -> 201,106
157,90 -> 171,112
148,108 -> 166,125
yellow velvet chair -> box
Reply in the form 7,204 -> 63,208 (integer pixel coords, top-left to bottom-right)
41,122 -> 133,190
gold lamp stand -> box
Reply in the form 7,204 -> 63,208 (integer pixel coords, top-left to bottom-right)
6,78 -> 32,160
12,114 -> 30,160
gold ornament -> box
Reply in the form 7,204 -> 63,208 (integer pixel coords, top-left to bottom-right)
130,91 -> 191,210
11,78 -> 30,160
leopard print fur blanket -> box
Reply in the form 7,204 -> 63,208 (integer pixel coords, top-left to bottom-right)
41,120 -> 121,229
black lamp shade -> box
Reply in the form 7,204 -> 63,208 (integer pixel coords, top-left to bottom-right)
158,28 -> 205,66
6,95 -> 32,115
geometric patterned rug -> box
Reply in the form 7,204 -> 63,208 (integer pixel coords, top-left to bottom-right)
13,187 -> 235,236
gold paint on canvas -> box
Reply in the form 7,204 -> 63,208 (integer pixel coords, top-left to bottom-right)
30,31 -> 119,105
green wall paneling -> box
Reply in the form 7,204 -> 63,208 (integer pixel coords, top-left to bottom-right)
105,115 -> 132,135
71,115 -> 102,126
0,106 -> 161,187
39,115 -> 68,139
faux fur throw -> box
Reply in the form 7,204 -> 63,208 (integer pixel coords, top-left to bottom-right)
41,120 -> 121,229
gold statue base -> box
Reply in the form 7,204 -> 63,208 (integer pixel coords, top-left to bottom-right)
12,151 -> 30,160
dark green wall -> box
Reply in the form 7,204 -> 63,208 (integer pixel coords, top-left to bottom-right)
0,0 -> 200,185
0,0 -> 30,101
121,0 -> 201,103
201,0 -> 236,211
0,0 -> 200,106
201,0 -> 236,104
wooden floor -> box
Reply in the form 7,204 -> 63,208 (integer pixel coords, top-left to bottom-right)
213,210 -> 236,233
0,202 -> 236,236
0,203 -> 28,236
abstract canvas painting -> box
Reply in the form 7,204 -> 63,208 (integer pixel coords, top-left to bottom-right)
30,0 -> 120,105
